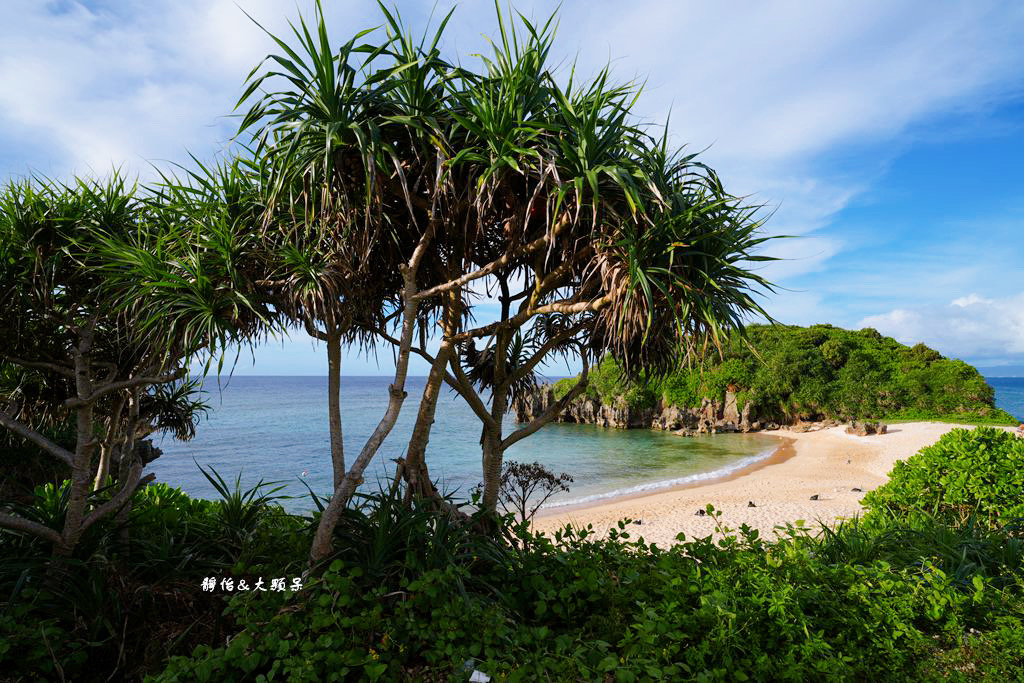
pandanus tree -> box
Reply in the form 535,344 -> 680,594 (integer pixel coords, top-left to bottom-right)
235,14 -> 415,492
235,2 -> 776,562
150,152 -> 397,494
392,12 -> 777,514
236,2 -> 462,564
0,175 -> 261,559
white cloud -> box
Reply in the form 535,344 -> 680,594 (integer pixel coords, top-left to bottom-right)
2,1 -> 1024,372
4,2 -> 1023,194
0,0 -> 374,178
553,1 -> 1024,165
951,294 -> 992,308
858,292 -> 1024,365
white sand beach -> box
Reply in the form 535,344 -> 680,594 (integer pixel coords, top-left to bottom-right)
533,422 -> 1006,546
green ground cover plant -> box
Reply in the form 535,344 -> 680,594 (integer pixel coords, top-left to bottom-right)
862,426 -> 1024,529
4,427 -> 1024,681
151,506 -> 1024,682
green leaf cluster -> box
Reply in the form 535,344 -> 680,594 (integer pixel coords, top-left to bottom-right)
6,439 -> 1024,681
863,426 -> 1024,529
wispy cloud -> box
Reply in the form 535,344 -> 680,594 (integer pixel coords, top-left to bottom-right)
2,1 -> 1023,372
0,0 -> 371,177
859,292 -> 1024,365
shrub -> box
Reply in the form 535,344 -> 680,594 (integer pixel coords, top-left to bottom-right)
154,505 -> 1024,682
475,461 -> 572,526
863,427 -> 1024,528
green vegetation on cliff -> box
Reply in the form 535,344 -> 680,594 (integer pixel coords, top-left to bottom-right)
554,324 -> 1016,424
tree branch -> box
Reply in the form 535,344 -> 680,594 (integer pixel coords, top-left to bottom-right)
531,297 -> 611,317
498,322 -> 585,394
0,411 -> 74,467
0,512 -> 62,545
500,355 -> 590,451
448,295 -> 609,343
303,319 -> 328,342
64,369 -> 185,408
412,213 -> 572,302
0,355 -> 75,378
80,464 -> 153,534
371,325 -> 439,369
526,243 -> 593,311
447,353 -> 499,432
371,323 -> 497,431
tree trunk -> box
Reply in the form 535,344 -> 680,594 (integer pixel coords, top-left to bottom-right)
92,443 -> 111,491
115,444 -> 135,550
92,397 -> 126,492
55,407 -> 94,558
482,353 -> 590,516
402,343 -> 452,503
403,293 -> 460,503
481,321 -> 509,514
57,342 -> 97,560
308,265 -> 423,568
481,399 -> 506,514
326,326 -> 345,489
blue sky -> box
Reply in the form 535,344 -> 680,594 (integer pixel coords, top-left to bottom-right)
2,1 -> 1023,374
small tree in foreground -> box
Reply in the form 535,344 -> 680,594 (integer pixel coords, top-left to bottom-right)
478,460 -> 573,527
0,177 -> 257,559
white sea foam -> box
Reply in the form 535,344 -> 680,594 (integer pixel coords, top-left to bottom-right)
544,445 -> 780,509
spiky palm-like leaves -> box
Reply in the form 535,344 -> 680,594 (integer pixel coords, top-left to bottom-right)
228,0 -> 780,523
94,158 -> 273,371
465,336 -> 535,397
0,175 -> 261,559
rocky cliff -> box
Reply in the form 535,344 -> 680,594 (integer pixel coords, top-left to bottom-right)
513,386 -> 815,435
528,325 -> 1014,433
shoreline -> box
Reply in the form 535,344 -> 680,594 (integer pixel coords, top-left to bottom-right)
536,436 -> 796,518
532,422 -> 999,546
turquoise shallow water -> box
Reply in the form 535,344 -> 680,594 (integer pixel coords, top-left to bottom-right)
151,376 -> 781,512
150,375 -> 1024,512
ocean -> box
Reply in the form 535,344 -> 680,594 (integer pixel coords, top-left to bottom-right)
150,375 -> 1024,512
990,376 -> 1024,422
151,376 -> 781,512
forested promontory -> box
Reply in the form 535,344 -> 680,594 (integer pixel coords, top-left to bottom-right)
518,324 -> 1016,431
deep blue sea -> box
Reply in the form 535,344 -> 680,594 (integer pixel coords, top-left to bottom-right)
150,375 -> 1024,511
151,376 -> 781,511
990,377 -> 1024,422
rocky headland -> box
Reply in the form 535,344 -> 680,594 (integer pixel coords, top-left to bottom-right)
514,324 -> 1014,437
513,385 -> 858,436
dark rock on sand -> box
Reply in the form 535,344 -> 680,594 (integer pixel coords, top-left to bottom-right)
845,420 -> 888,436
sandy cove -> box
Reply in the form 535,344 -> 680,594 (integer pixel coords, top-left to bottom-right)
533,422 -> 1003,547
